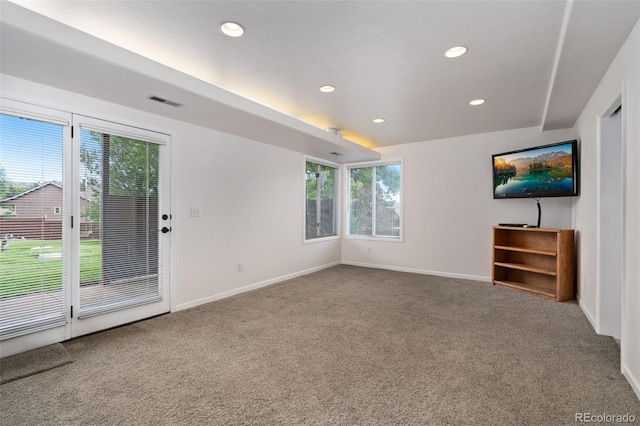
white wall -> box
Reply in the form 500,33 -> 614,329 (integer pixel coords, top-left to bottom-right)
572,18 -> 640,398
0,74 -> 341,314
174,125 -> 342,309
342,126 -> 574,280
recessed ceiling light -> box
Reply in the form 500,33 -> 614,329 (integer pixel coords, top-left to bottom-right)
372,118 -> 385,124
445,45 -> 468,58
319,85 -> 335,93
469,98 -> 486,106
220,21 -> 244,37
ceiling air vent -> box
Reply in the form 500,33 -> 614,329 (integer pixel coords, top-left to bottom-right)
148,95 -> 183,107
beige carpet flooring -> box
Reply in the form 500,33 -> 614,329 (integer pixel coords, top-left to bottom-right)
0,343 -> 73,384
1,265 -> 638,425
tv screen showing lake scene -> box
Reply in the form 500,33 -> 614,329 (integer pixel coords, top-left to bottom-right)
493,141 -> 578,198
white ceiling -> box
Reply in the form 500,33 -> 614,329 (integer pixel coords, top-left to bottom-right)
1,1 -> 639,154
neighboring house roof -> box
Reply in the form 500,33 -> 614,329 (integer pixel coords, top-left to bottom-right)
0,182 -> 92,204
0,182 -> 63,204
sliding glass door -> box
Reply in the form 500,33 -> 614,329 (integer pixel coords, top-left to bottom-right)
0,100 -> 171,353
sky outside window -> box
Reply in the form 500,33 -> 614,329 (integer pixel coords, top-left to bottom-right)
0,114 -> 63,184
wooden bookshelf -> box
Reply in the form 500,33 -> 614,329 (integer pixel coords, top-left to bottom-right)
492,226 -> 575,301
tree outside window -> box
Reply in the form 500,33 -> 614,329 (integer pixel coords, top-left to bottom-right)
305,160 -> 337,240
348,163 -> 401,238
80,132 -> 159,229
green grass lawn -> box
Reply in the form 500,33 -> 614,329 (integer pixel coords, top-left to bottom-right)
0,239 -> 101,298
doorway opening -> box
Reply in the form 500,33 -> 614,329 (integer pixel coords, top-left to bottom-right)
597,93 -> 624,340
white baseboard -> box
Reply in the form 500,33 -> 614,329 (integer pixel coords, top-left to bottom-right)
175,261 -> 341,312
622,364 -> 640,401
340,261 -> 491,283
578,296 -> 598,333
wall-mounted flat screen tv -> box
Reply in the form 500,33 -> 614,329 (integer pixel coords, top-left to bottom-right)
492,140 -> 579,199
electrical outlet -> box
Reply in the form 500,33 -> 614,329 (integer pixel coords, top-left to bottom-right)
367,247 -> 372,254
190,207 -> 201,217
237,263 -> 244,272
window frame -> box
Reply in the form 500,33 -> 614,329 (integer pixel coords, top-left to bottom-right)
345,159 -> 403,242
303,156 -> 340,244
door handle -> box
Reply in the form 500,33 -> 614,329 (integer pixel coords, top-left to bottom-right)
161,227 -> 171,234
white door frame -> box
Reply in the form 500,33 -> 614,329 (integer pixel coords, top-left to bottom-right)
70,115 -> 172,338
596,83 -> 626,342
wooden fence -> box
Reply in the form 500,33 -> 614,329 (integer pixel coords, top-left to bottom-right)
0,218 -> 97,240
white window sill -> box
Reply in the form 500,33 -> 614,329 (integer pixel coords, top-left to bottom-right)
344,235 -> 403,243
303,235 -> 341,245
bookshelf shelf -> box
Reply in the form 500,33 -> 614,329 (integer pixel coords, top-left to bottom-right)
492,226 -> 575,302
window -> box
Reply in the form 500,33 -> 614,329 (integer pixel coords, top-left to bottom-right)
0,110 -> 69,340
305,159 -> 338,240
77,120 -> 164,318
0,205 -> 16,216
347,162 -> 402,239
